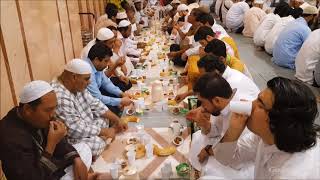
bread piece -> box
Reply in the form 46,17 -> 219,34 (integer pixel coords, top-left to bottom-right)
153,144 -> 176,156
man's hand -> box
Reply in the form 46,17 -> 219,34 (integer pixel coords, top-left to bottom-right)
100,128 -> 116,140
120,97 -> 132,107
46,121 -> 67,154
181,53 -> 188,61
186,107 -> 211,134
197,146 -> 214,163
139,20 -> 145,25
167,52 -> 178,59
113,39 -> 122,53
116,57 -> 126,67
73,157 -> 88,180
185,108 -> 199,121
175,92 -> 189,103
199,47 -> 206,58
198,148 -> 209,163
173,24 -> 180,31
114,120 -> 128,133
88,173 -> 101,180
119,76 -> 130,85
221,112 -> 249,143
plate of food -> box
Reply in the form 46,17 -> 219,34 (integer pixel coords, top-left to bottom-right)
126,109 -> 135,116
153,144 -> 176,156
126,137 -> 139,145
160,71 -> 169,77
168,98 -> 177,106
116,158 -> 128,170
172,136 -> 184,146
133,92 -> 142,99
130,76 -> 138,84
123,166 -> 138,176
169,106 -> 181,115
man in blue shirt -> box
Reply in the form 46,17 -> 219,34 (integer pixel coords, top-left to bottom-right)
272,5 -> 318,69
86,42 -> 132,115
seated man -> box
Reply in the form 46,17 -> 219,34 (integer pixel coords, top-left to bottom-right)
0,81 -> 98,180
264,3 -> 296,54
242,0 -> 266,37
133,0 -> 149,28
186,71 -> 259,170
86,42 -> 132,115
117,20 -> 144,63
95,3 -> 118,36
116,11 -> 128,24
52,59 -> 128,156
197,55 -> 259,102
168,8 -> 203,65
253,2 -> 290,47
295,29 -> 320,85
169,43 -> 187,67
81,28 -> 116,60
203,77 -> 320,179
272,5 -> 318,69
175,55 -> 259,108
226,0 -> 250,32
126,6 -> 141,36
198,13 -> 241,59
203,38 -> 245,74
108,30 -> 135,92
193,26 -> 235,59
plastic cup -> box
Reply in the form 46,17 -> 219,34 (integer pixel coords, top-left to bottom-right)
229,101 -> 252,116
110,163 -> 119,179
127,151 -> 136,165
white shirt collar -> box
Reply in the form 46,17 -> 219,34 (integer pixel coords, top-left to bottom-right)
220,103 -> 230,117
222,66 -> 232,80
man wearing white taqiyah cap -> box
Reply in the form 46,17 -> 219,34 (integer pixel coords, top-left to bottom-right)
51,59 -> 128,156
172,4 -> 189,25
116,11 -> 128,25
133,0 -> 143,22
80,27 -> 115,60
117,20 -> 144,62
0,80 -> 100,180
242,0 -> 266,37
19,80 -> 53,104
177,4 -> 189,13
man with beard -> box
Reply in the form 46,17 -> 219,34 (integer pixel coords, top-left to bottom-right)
272,5 -> 318,69
186,71 -> 259,170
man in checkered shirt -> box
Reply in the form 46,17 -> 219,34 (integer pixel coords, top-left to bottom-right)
52,59 -> 128,157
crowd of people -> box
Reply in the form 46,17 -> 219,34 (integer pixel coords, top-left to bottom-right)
0,0 -> 319,179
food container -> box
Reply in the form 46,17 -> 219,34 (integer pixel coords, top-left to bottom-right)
176,163 -> 190,177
